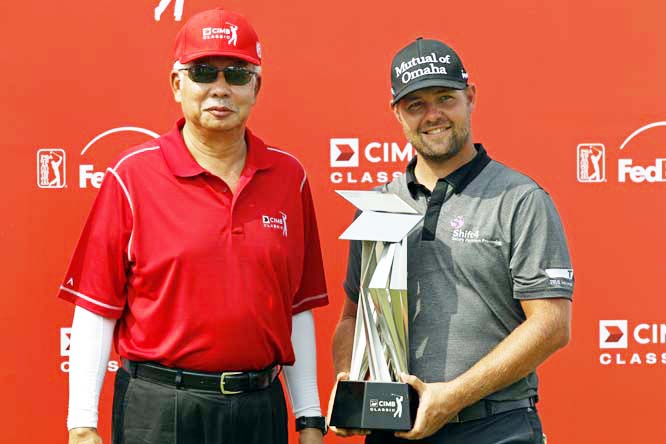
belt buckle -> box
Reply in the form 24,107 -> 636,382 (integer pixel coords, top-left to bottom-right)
220,371 -> 243,395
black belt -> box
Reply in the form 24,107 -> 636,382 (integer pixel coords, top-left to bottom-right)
450,396 -> 537,423
121,359 -> 280,395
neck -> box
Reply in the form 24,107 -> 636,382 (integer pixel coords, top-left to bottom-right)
181,122 -> 248,176
414,141 -> 477,191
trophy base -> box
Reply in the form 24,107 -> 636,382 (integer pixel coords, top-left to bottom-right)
330,380 -> 417,431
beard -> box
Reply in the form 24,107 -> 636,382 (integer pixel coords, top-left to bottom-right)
404,115 -> 471,163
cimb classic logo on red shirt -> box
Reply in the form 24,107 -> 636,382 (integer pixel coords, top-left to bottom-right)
262,212 -> 288,237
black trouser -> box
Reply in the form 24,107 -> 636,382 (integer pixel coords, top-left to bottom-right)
367,407 -> 544,444
112,367 -> 288,444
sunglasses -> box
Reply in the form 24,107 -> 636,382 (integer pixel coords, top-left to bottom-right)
180,64 -> 257,85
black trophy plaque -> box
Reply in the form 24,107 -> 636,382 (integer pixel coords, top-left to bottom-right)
330,380 -> 418,431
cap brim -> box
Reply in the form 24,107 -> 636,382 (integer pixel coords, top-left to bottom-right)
392,78 -> 467,105
180,50 -> 261,65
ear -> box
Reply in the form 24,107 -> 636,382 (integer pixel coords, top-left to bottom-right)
254,75 -> 262,96
465,84 -> 477,111
170,71 -> 183,103
392,102 -> 403,125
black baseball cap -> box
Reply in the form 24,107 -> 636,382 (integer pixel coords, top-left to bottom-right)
391,38 -> 468,104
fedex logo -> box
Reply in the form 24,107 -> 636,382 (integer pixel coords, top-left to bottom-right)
79,165 -> 105,188
618,158 -> 666,183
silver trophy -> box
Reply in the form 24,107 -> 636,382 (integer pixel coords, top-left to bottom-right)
330,190 -> 423,431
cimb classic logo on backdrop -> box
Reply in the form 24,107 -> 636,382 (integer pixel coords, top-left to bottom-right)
598,320 -> 666,366
59,328 -> 118,373
578,121 -> 666,184
329,138 -> 413,184
36,126 -> 159,190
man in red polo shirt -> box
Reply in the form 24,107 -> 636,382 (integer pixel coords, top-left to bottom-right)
61,8 -> 328,444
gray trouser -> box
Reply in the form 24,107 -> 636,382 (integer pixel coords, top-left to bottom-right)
367,407 -> 544,444
112,367 -> 288,444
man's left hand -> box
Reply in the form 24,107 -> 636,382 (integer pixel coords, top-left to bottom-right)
394,373 -> 463,440
298,428 -> 324,444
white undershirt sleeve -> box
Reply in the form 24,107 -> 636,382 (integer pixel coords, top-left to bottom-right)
282,310 -> 322,417
67,305 -> 116,430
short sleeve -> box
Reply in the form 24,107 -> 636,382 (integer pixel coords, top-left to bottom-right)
57,171 -> 132,318
509,189 -> 574,300
291,179 -> 328,314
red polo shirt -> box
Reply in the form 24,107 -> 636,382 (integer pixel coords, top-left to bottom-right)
58,119 -> 328,371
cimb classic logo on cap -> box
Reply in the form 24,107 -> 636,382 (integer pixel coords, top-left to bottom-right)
202,22 -> 239,45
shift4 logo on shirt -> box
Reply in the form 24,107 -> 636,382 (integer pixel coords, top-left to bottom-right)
449,216 -> 502,246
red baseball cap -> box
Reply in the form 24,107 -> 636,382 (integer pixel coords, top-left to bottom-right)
174,8 -> 261,65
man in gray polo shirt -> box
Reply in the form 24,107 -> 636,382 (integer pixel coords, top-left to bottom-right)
330,38 -> 573,444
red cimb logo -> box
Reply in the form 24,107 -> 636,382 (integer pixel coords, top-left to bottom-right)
599,320 -> 628,349
336,144 -> 356,161
330,138 -> 359,167
604,326 -> 624,343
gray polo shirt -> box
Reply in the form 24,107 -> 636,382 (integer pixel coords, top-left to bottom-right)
344,144 -> 573,402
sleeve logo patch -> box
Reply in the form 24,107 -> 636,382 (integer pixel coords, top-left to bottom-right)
545,268 -> 574,279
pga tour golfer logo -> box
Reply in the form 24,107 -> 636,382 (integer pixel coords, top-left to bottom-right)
37,149 -> 66,188
369,395 -> 404,418
262,212 -> 288,237
577,144 -> 605,183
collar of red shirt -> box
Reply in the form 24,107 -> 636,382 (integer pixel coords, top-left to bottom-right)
160,118 -> 273,177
